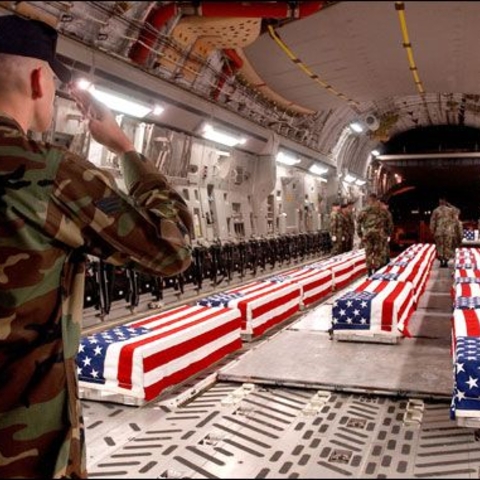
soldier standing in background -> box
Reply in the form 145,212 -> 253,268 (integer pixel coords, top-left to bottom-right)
430,198 -> 457,267
357,193 -> 393,276
450,207 -> 463,252
329,201 -> 344,255
341,201 -> 355,252
379,198 -> 394,267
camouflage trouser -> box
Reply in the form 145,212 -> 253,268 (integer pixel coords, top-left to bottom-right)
434,234 -> 454,260
363,232 -> 388,271
342,235 -> 353,253
382,236 -> 391,266
332,239 -> 343,256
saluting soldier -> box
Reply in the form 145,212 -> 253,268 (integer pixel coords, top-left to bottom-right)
357,193 -> 393,276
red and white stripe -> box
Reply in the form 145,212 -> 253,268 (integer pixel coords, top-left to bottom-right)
222,280 -> 302,337
80,305 -> 242,401
353,279 -> 416,335
454,283 -> 480,298
452,308 -> 480,354
279,267 -> 333,307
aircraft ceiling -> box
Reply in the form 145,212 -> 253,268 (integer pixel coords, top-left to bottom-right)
3,1 -> 480,201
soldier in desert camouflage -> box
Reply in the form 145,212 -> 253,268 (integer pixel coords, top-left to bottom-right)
0,15 -> 193,479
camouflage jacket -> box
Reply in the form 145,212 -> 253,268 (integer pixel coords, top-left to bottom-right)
329,210 -> 344,239
342,210 -> 355,239
0,115 -> 193,478
430,205 -> 454,237
357,204 -> 391,239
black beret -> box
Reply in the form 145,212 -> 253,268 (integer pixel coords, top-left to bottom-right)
0,15 -> 71,83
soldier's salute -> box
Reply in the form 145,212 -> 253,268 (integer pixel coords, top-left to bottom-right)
329,201 -> 344,255
357,193 -> 393,276
430,198 -> 458,267
0,15 -> 193,479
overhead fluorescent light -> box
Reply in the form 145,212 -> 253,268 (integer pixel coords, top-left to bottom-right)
216,149 -> 231,157
153,105 -> 164,116
344,173 -> 357,183
89,86 -> 153,118
309,164 -> 328,176
355,179 -> 366,186
202,124 -> 247,147
349,122 -> 363,133
276,151 -> 301,166
371,149 -> 380,156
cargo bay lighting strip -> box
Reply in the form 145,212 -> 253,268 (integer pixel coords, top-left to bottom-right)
395,2 -> 425,94
267,25 -> 360,108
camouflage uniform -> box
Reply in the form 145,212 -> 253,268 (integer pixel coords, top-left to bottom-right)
381,206 -> 394,267
0,115 -> 193,478
341,205 -> 355,253
357,202 -> 392,274
449,209 -> 463,252
430,204 -> 456,266
329,207 -> 344,255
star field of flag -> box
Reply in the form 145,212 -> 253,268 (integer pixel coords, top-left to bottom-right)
455,262 -> 480,270
76,325 -> 150,384
197,291 -> 245,308
267,275 -> 290,283
455,277 -> 480,284
454,296 -> 480,310
370,272 -> 399,281
392,260 -> 411,268
451,336 -> 480,419
463,230 -> 475,241
332,290 -> 376,330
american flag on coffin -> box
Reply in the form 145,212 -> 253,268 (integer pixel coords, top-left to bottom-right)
332,279 -> 416,336
348,249 -> 367,276
454,284 -> 480,300
76,305 -> 242,402
453,308 -> 480,347
456,247 -> 480,259
455,247 -> 480,267
455,269 -> 480,282
320,256 -> 355,290
197,280 -> 302,337
371,252 -> 434,303
450,336 -> 480,420
268,266 -> 333,307
454,296 -> 480,310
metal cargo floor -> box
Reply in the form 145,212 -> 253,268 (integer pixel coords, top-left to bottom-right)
218,265 -> 454,399
83,260 -> 473,479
